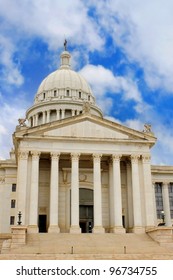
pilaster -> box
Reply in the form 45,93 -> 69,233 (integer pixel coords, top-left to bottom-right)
17,150 -> 29,225
142,155 -> 156,229
28,151 -> 41,233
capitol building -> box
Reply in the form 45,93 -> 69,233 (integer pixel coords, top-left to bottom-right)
0,47 -> 173,258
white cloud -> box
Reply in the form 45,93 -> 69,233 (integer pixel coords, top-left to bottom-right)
79,64 -> 142,113
0,100 -> 26,159
0,0 -> 104,51
0,35 -> 24,86
90,0 -> 173,92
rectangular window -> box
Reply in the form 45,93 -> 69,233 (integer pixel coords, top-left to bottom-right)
79,91 -> 81,98
10,216 -> 15,225
12,184 -> 16,192
169,183 -> 173,218
11,199 -> 16,208
154,183 -> 163,219
66,90 -> 70,97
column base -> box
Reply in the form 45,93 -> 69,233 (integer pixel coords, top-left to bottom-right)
111,226 -> 126,234
93,226 -> 105,234
27,225 -> 38,233
132,226 -> 145,234
70,225 -> 81,233
48,225 -> 60,233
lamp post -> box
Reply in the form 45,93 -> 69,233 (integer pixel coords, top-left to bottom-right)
17,211 -> 22,225
161,210 -> 165,224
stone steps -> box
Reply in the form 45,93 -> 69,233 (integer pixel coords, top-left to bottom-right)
3,233 -> 173,256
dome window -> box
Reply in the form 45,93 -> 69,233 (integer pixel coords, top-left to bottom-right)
66,89 -> 70,97
54,90 -> 57,97
79,91 -> 81,98
88,95 -> 90,101
43,92 -> 46,99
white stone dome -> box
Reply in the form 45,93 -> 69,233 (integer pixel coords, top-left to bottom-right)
34,51 -> 94,104
37,69 -> 93,97
26,49 -> 103,127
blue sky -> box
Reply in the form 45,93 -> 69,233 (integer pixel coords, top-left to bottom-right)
0,0 -> 173,165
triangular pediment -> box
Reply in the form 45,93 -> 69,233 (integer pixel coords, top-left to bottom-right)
17,114 -> 156,145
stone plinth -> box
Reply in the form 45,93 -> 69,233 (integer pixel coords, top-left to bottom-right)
11,226 -> 27,248
111,226 -> 126,234
146,227 -> 173,243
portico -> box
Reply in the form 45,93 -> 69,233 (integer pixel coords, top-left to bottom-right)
17,145 -> 156,234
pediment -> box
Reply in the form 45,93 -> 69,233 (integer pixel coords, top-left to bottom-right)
44,119 -> 130,139
22,114 -> 156,144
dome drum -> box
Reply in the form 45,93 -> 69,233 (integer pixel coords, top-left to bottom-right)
26,101 -> 103,127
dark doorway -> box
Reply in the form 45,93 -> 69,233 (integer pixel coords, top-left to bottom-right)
79,188 -> 94,233
38,215 -> 47,232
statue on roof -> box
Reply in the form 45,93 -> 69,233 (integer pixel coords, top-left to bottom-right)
143,123 -> 152,133
64,39 -> 67,51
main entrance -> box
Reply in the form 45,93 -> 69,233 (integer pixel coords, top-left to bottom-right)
79,188 -> 93,233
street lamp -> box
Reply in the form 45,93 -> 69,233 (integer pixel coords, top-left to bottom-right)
17,211 -> 22,225
161,210 -> 165,224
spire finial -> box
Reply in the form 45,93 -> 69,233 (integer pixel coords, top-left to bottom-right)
64,39 -> 67,51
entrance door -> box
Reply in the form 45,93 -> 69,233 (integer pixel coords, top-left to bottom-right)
79,205 -> 93,233
38,215 -> 47,232
78,188 -> 94,233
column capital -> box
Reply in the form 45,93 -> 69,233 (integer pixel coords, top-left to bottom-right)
112,154 -> 122,162
93,153 -> 102,161
31,151 -> 41,159
142,154 -> 151,163
50,152 -> 60,160
130,154 -> 140,163
18,150 -> 29,160
71,153 -> 80,161
162,181 -> 170,187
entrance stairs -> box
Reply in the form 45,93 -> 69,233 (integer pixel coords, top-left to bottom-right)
1,233 -> 173,259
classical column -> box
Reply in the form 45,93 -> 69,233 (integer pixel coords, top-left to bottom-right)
111,154 -> 125,233
35,114 -> 38,126
28,151 -> 40,233
72,109 -> 75,117
46,110 -> 50,123
131,155 -> 144,233
17,151 -> 29,225
48,152 -> 60,233
126,161 -> 133,231
70,153 -> 81,233
56,109 -> 60,120
93,154 -> 105,233
162,182 -> 172,226
61,109 -> 65,119
42,111 -> 46,124
109,160 -> 113,228
142,155 -> 156,229
152,181 -> 158,226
